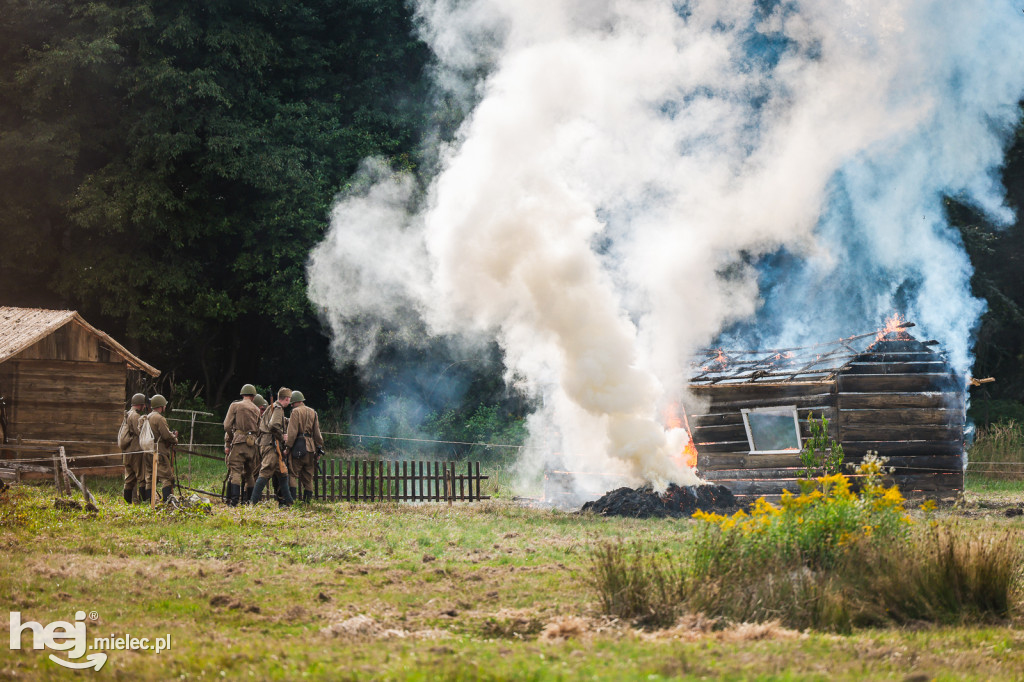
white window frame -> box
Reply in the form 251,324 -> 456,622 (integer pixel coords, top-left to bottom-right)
741,406 -> 802,455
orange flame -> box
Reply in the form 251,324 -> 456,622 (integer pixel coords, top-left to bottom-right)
681,439 -> 698,469
876,312 -> 907,341
663,403 -> 698,469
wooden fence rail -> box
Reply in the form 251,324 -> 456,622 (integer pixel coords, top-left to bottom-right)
312,460 -> 489,502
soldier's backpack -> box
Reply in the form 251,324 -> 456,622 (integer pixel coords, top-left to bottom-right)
291,433 -> 308,459
139,417 -> 156,455
117,414 -> 132,451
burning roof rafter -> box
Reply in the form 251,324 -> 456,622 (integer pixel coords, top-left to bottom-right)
690,320 -> 942,385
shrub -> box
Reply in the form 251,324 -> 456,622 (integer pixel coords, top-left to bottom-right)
692,471 -> 911,572
587,468 -> 1022,631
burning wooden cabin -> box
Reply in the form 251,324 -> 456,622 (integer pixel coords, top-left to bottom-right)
0,307 -> 159,478
687,320 -> 965,503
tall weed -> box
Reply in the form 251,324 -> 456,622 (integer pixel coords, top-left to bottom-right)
585,540 -> 687,627
968,420 -> 1024,479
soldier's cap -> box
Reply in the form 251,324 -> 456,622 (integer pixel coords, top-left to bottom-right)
130,393 -> 146,406
253,395 -> 267,407
277,387 -> 292,400
289,390 -> 305,404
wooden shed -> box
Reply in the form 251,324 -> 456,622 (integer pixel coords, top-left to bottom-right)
687,321 -> 965,503
0,307 -> 159,476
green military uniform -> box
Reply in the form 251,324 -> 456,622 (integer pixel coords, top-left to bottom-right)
286,393 -> 323,503
223,387 -> 262,506
121,395 -> 146,504
250,388 -> 293,506
147,404 -> 178,502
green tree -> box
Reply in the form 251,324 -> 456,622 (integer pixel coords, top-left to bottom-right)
0,0 -> 431,406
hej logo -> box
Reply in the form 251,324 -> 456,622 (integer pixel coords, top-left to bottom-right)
9,611 -> 107,671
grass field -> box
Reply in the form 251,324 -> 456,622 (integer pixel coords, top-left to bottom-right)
2,462 -> 1024,680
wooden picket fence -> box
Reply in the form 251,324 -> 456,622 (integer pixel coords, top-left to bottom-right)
312,459 -> 489,502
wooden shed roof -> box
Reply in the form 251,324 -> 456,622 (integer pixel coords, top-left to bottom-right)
0,306 -> 159,376
690,321 -> 941,385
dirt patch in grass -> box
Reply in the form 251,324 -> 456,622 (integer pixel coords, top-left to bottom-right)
319,613 -> 454,642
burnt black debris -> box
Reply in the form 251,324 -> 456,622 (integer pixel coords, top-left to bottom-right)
581,483 -> 738,519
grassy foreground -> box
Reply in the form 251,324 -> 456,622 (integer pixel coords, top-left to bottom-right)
2,481 -> 1024,680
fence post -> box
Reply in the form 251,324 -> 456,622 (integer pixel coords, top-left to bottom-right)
362,460 -> 369,501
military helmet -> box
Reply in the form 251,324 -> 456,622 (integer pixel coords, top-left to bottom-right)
253,395 -> 267,408
289,390 -> 305,404
130,393 -> 146,406
150,394 -> 168,408
240,384 -> 257,396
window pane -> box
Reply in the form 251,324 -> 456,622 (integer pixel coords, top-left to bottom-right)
746,412 -> 800,452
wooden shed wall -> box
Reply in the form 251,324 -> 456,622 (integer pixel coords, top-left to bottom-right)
0,322 -> 128,468
11,320 -> 123,364
690,340 -> 965,502
835,339 -> 964,496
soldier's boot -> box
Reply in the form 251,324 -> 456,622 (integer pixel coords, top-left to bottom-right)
139,487 -> 150,505
161,485 -> 174,503
303,490 -> 313,504
273,474 -> 293,507
250,477 -> 272,505
240,487 -> 252,506
122,488 -> 133,504
290,486 -> 298,504
270,476 -> 281,503
226,483 -> 241,507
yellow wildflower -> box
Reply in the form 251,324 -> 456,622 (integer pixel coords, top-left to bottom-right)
751,497 -> 781,517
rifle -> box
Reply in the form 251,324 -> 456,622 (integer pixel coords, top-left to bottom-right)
275,437 -> 289,476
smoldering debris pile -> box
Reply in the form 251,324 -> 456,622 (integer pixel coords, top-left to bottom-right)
581,483 -> 737,519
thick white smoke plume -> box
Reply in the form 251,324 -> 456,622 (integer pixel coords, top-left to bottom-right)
308,1 -> 1024,491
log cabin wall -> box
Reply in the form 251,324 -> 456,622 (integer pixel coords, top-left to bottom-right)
688,329 -> 965,503
835,337 -> 965,497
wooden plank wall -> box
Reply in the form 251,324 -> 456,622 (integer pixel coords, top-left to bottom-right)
12,320 -> 120,363
835,338 -> 964,497
690,381 -> 835,502
0,358 -> 126,466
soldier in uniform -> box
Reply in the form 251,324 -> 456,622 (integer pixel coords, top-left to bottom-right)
285,390 -> 324,504
250,387 -> 293,506
223,384 -> 261,506
121,393 -> 147,504
248,394 -> 268,494
148,394 -> 179,503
